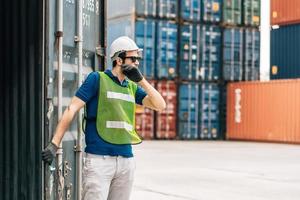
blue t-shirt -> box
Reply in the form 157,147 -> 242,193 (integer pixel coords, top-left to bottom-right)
75,69 -> 147,157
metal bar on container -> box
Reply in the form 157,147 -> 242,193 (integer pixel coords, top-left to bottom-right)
75,0 -> 83,199
56,0 -> 64,199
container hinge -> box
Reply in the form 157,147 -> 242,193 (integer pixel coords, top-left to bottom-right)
96,46 -> 106,57
74,36 -> 83,42
63,161 -> 72,178
65,183 -> 73,200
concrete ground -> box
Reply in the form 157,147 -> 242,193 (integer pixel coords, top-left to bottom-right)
131,141 -> 300,200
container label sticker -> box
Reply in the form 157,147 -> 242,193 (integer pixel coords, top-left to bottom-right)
212,2 -> 220,12
235,88 -> 242,123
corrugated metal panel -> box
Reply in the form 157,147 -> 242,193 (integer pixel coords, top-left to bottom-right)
181,0 -> 201,21
244,28 -> 260,81
243,0 -> 260,26
157,20 -> 178,79
227,80 -> 300,144
136,0 -> 157,17
179,24 -> 201,80
45,0 -> 105,199
156,81 -> 177,139
223,27 -> 244,81
202,0 -> 222,23
271,0 -> 300,26
158,0 -> 178,19
178,82 -> 221,140
107,0 -> 135,19
107,17 -> 156,78
135,19 -> 156,78
223,0 -> 242,25
1,0 -> 43,199
135,80 -> 155,139
200,25 -> 221,81
199,83 -> 220,139
136,106 -> 155,139
107,0 -> 156,19
270,24 -> 300,80
107,16 -> 134,66
179,24 -> 221,81
178,83 -> 200,139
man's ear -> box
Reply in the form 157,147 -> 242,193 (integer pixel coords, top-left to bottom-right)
116,57 -> 123,65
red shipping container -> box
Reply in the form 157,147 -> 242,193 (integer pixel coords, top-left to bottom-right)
135,80 -> 156,140
156,80 -> 177,139
136,107 -> 155,139
227,80 -> 300,144
271,0 -> 300,25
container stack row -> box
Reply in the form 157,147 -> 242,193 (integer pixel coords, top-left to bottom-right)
225,0 -> 300,144
107,0 -> 261,140
270,0 -> 300,80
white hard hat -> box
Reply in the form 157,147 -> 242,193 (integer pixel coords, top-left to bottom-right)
109,36 -> 143,61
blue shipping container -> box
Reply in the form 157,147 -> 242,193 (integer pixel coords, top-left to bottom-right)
180,24 -> 201,80
136,0 -> 157,16
202,0 -> 222,23
179,24 -> 221,81
107,0 -> 156,19
223,28 -> 244,81
107,17 -> 156,78
200,25 -> 222,80
244,29 -> 260,81
158,0 -> 178,19
181,0 -> 201,21
178,83 -> 221,140
178,83 -> 200,139
271,24 -> 300,79
157,20 -> 178,78
199,83 -> 220,139
135,19 -> 156,78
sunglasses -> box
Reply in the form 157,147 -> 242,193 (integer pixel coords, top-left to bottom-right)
125,56 -> 142,62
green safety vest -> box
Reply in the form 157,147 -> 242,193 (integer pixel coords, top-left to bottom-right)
96,71 -> 142,145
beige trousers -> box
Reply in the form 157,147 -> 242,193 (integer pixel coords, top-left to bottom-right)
82,153 -> 135,200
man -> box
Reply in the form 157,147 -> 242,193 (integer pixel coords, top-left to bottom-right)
42,36 -> 166,200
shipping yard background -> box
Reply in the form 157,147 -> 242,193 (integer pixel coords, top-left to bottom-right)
1,0 -> 300,200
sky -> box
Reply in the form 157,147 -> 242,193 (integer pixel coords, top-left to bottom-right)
260,0 -> 270,81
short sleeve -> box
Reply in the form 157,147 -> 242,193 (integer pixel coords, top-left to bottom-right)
75,72 -> 99,103
135,85 -> 147,105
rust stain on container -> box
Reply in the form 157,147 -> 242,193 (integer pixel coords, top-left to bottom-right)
156,80 -> 177,139
227,79 -> 300,144
271,0 -> 300,25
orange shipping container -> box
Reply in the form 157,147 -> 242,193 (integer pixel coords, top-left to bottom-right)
271,0 -> 300,25
227,80 -> 300,144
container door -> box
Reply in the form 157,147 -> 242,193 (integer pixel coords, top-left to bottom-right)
181,0 -> 201,21
180,24 -> 201,80
45,0 -> 105,199
156,81 -> 177,139
244,29 -> 260,81
178,83 -> 200,139
135,19 -> 156,78
202,0 -> 222,23
223,28 -> 244,81
200,25 -> 221,81
157,20 -> 178,79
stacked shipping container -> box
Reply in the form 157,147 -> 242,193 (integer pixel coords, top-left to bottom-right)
107,0 -> 261,141
226,0 -> 300,144
270,0 -> 300,80
227,80 -> 300,144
